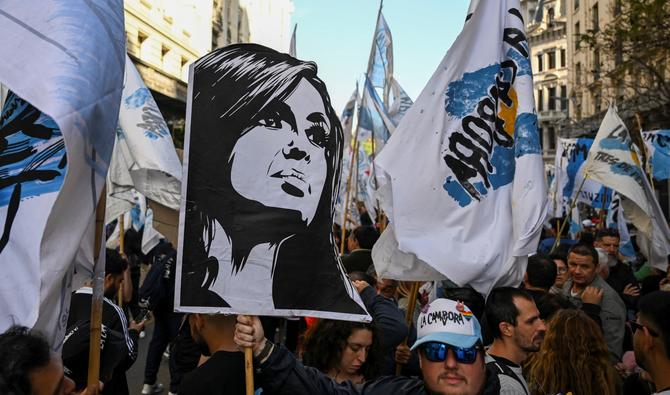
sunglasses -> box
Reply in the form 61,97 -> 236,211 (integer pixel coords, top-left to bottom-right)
630,321 -> 659,337
421,341 -> 482,364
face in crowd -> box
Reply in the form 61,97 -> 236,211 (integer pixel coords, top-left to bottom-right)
567,251 -> 597,288
377,279 -> 399,299
30,355 -> 77,395
553,258 -> 568,289
338,328 -> 373,380
509,297 -> 546,353
595,235 -> 620,259
419,342 -> 487,395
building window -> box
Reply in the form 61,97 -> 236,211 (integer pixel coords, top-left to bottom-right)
560,49 -> 566,67
538,89 -> 544,111
574,22 -> 580,50
594,92 -> 602,113
594,49 -> 601,80
576,62 -> 582,84
548,87 -> 557,110
548,51 -> 556,69
592,3 -> 599,32
537,54 -> 544,72
548,127 -> 556,150
560,85 -> 567,110
161,44 -> 170,66
548,8 -> 555,26
574,0 -> 580,10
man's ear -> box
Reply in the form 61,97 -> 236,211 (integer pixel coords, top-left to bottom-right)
499,322 -> 513,337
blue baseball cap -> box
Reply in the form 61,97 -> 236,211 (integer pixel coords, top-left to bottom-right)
410,298 -> 482,351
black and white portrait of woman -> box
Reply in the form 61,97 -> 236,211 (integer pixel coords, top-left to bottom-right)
177,44 -> 368,319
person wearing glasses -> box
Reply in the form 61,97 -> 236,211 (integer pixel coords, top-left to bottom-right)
234,298 -> 500,395
633,291 -> 670,395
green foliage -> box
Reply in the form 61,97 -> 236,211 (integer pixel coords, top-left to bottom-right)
580,0 -> 670,105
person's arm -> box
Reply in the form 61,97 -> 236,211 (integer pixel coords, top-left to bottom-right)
122,266 -> 133,303
354,282 -> 408,348
580,286 -> 603,331
235,315 -> 363,395
601,300 -> 626,362
109,301 -> 142,370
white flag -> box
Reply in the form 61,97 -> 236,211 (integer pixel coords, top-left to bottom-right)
0,1 -> 125,344
553,137 -> 612,215
583,106 -> 670,272
335,87 -> 360,229
106,55 -> 182,224
373,0 -> 546,293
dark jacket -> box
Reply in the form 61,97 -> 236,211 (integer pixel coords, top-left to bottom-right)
257,344 -> 500,395
605,261 -> 638,309
359,286 -> 409,376
342,249 -> 373,273
67,288 -> 139,395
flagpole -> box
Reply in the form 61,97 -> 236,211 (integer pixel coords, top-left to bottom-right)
245,347 -> 254,395
341,134 -> 360,255
395,281 -> 419,376
634,112 -> 655,192
118,214 -> 125,307
87,187 -> 106,392
551,174 -> 588,253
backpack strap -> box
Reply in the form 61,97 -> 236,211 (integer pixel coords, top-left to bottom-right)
486,358 -> 529,395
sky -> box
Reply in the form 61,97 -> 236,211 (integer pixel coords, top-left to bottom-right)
290,0 -> 471,114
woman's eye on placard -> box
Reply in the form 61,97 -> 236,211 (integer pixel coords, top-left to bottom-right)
306,124 -> 328,147
257,112 -> 283,129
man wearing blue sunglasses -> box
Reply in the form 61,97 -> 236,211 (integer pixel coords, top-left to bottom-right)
234,298 -> 500,394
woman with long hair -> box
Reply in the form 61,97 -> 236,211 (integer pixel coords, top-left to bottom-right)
178,44 -> 365,317
302,319 -> 381,384
525,309 -> 621,395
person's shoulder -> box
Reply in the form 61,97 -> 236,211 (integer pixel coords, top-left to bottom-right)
361,375 -> 426,394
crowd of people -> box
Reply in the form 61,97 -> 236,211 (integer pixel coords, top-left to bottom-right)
1,210 -> 669,395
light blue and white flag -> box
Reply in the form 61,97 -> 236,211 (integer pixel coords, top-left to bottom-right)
583,106 -> 670,272
642,130 -> 670,180
366,10 -> 393,105
553,137 -> 612,216
335,86 -> 360,229
606,193 -> 636,259
0,0 -> 125,344
106,55 -> 182,224
373,0 -> 547,294
388,77 -> 413,127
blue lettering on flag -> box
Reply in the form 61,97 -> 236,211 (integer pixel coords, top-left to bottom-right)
514,113 -> 541,157
444,64 -> 499,118
125,87 -> 151,109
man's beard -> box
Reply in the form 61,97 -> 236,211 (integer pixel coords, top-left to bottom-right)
193,333 -> 212,357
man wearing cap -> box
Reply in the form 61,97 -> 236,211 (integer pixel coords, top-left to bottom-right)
234,299 -> 500,395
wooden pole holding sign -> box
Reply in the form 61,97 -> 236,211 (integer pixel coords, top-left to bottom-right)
395,281 -> 420,376
87,188 -> 106,392
245,347 -> 254,395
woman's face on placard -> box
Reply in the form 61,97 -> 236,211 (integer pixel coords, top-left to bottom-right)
230,78 -> 329,225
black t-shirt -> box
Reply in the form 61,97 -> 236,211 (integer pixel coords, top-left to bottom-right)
179,350 -> 246,395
